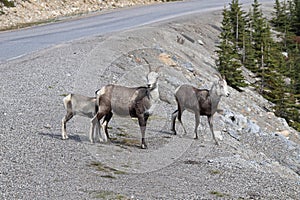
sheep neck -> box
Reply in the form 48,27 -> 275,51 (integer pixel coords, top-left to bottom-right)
209,82 -> 221,115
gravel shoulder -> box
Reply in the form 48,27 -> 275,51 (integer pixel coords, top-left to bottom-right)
1,4 -> 299,200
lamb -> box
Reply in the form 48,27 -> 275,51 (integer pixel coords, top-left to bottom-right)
90,58 -> 160,149
170,74 -> 230,145
61,94 -> 110,142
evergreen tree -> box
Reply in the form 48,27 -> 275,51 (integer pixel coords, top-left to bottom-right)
243,8 -> 257,71
229,0 -> 247,50
246,1 -> 287,106
281,0 -> 293,39
245,0 -> 266,74
270,0 -> 300,131
271,0 -> 290,32
294,57 -> 300,94
251,0 -> 265,55
216,7 -> 247,89
271,0 -> 283,27
293,0 -> 300,35
257,22 -> 284,99
217,0 -> 300,131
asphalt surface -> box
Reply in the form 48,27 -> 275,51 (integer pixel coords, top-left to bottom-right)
0,0 -> 273,63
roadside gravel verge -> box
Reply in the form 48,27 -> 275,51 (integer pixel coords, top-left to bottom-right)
1,5 -> 299,199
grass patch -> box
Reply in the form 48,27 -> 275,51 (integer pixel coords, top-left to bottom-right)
100,175 -> 116,179
116,127 -> 127,132
88,161 -> 127,175
120,138 -> 140,146
116,132 -> 129,137
148,115 -> 167,121
111,137 -> 140,148
210,191 -> 229,198
209,169 -> 221,175
113,170 -> 127,175
93,190 -> 128,199
121,164 -> 130,168
183,160 -> 202,165
59,93 -> 69,97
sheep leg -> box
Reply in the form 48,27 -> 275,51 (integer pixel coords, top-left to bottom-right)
208,115 -> 219,145
178,109 -> 187,136
90,112 -> 105,143
95,119 -> 104,142
102,111 -> 113,141
170,110 -> 178,135
176,103 -> 188,135
61,112 -> 73,140
194,114 -> 200,139
138,114 -> 148,149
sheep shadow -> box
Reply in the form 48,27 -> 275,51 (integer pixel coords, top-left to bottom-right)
38,132 -> 83,143
108,137 -> 141,149
103,129 -> 174,149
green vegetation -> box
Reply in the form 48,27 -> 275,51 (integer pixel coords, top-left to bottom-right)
0,0 -> 15,8
88,161 -> 127,175
216,4 -> 247,90
93,190 -> 128,199
210,190 -> 230,198
216,0 -> 300,131
209,169 -> 221,175
0,0 -> 12,14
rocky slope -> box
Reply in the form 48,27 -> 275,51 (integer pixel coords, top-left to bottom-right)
0,0 -> 164,30
0,2 -> 299,200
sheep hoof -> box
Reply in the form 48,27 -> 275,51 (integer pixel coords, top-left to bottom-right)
141,144 -> 147,149
102,138 -> 108,143
62,135 -> 68,140
194,136 -> 198,140
170,130 -> 177,135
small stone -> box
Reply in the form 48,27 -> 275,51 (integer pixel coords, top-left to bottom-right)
44,124 -> 52,129
275,130 -> 290,137
198,39 -> 204,45
214,131 -> 223,141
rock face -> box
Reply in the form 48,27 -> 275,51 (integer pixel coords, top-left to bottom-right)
0,0 -> 162,30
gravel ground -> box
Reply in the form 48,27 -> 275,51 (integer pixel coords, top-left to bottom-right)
1,5 -> 299,200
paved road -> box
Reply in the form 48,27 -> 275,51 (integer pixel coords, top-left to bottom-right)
0,0 -> 272,63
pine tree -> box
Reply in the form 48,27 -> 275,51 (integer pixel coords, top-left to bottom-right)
293,0 -> 300,35
245,0 -> 266,74
271,0 -> 283,27
245,1 -> 287,105
251,0 -> 265,56
271,0 -> 290,32
244,8 -> 257,71
229,0 -> 247,50
270,0 -> 300,131
216,7 -> 247,89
